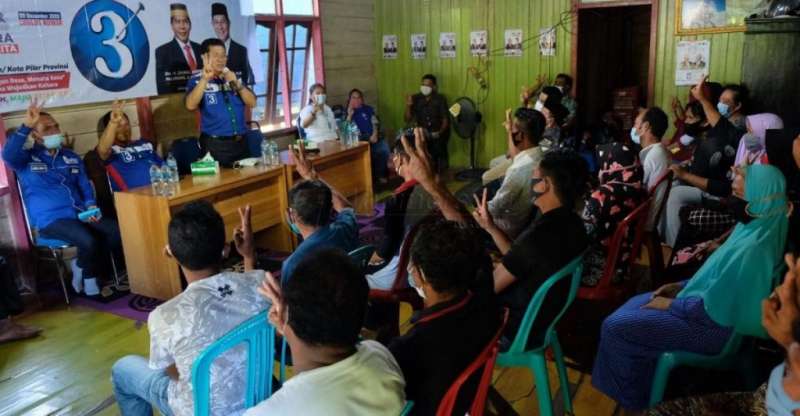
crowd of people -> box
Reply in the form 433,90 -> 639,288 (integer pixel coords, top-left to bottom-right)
2,56 -> 800,415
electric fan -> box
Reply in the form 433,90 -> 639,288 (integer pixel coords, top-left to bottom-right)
449,97 -> 484,180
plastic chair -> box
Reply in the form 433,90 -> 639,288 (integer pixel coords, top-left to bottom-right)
436,308 -> 509,416
16,180 -> 74,304
496,252 -> 586,416
645,169 -> 674,283
349,245 -> 375,273
400,401 -> 414,416
192,311 -> 277,416
577,198 -> 652,302
170,137 -> 201,175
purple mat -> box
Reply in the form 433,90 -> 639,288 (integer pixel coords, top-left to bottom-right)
73,293 -> 160,323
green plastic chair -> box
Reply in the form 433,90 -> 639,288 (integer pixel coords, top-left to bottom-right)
496,252 -> 585,416
349,245 -> 376,272
192,311 -> 276,416
400,400 -> 414,415
648,266 -> 787,407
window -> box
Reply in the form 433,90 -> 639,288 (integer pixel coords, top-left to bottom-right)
253,0 -> 323,133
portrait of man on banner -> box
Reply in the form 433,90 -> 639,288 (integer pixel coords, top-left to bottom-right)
155,3 -> 204,94
211,2 -> 253,86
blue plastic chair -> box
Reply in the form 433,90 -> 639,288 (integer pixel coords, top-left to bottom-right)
647,267 -> 787,407
348,245 -> 375,273
191,311 -> 277,416
245,129 -> 265,158
496,252 -> 586,416
170,137 -> 201,175
400,400 -> 414,415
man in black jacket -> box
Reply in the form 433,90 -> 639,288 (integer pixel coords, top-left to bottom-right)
155,3 -> 203,94
211,3 -> 253,86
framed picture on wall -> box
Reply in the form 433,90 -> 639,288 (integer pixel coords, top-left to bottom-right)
676,0 -> 752,35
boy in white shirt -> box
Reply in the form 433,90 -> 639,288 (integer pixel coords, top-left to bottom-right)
247,249 -> 406,416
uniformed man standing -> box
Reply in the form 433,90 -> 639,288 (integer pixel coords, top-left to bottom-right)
404,74 -> 450,171
185,38 -> 257,167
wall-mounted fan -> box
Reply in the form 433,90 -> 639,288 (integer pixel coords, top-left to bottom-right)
449,97 -> 484,180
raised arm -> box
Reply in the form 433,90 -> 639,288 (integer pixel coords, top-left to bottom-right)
97,100 -> 126,161
2,100 -> 42,170
691,77 -> 722,127
223,68 -> 256,107
185,55 -> 215,111
291,141 -> 352,212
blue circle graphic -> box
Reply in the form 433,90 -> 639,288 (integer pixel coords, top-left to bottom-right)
70,0 -> 149,92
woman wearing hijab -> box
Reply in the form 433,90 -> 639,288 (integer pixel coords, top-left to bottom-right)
593,164 -> 790,412
735,113 -> 784,167
582,142 -> 645,286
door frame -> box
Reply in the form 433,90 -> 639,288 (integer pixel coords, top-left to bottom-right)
571,0 -> 660,107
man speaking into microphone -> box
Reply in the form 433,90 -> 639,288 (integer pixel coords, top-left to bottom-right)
185,38 -> 257,167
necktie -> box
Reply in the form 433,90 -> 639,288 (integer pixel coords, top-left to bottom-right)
184,44 -> 197,71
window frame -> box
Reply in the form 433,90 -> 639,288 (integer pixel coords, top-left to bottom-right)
255,0 -> 324,136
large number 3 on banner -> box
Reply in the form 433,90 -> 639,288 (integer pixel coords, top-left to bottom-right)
91,11 -> 133,79
70,0 -> 150,92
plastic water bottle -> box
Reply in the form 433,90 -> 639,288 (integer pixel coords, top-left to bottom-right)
160,166 -> 175,196
260,138 -> 270,166
166,153 -> 179,182
268,140 -> 280,165
350,124 -> 360,147
149,164 -> 163,195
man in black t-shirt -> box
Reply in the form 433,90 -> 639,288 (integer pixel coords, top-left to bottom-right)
405,74 -> 450,171
473,149 -> 590,345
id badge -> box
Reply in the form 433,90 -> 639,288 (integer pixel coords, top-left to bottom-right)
30,163 -> 48,173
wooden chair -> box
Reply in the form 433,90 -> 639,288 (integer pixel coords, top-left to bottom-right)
645,170 -> 674,284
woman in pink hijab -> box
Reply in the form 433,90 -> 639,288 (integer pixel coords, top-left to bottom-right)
734,113 -> 784,166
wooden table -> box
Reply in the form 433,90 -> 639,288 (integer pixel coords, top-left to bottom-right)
282,141 -> 374,214
115,165 -> 292,300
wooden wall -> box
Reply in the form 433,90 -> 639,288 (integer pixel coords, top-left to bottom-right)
373,0 -> 750,167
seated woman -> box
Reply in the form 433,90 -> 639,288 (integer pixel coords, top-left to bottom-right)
581,142 -> 645,286
97,100 -> 163,191
592,163 -> 790,412
299,83 -> 338,143
735,113 -> 784,167
345,89 -> 391,184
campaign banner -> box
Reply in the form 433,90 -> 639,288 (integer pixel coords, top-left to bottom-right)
0,0 -> 260,114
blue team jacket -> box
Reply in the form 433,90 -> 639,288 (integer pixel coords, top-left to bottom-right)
2,124 -> 96,229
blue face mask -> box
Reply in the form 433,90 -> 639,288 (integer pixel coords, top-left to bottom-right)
287,219 -> 301,235
43,134 -> 64,150
767,363 -> 800,416
717,102 -> 731,118
630,127 -> 641,145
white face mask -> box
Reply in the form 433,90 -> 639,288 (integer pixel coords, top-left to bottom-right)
315,94 -> 326,105
534,100 -> 544,112
420,85 -> 433,96
407,267 -> 426,299
679,134 -> 695,146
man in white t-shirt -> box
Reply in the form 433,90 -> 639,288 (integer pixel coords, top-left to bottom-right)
300,83 -> 339,143
632,107 -> 671,230
247,249 -> 406,416
111,201 -> 268,416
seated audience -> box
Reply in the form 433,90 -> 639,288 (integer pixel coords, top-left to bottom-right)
663,80 -> 749,247
539,94 -> 569,150
471,148 -> 590,342
581,142 -> 645,286
488,107 -> 545,239
345,88 -> 391,184
554,73 -> 578,130
734,113 -> 784,167
645,253 -> 800,416
247,249 -> 406,415
366,135 -> 434,290
767,130 -> 800,251
632,107 -> 670,228
97,100 -> 163,191
281,143 -> 359,282
2,100 -> 122,296
389,220 -> 500,415
112,201 -> 266,416
299,83 -> 339,143
405,74 -> 449,171
592,164 -> 790,412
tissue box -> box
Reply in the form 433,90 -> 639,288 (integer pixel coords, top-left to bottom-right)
191,160 -> 219,175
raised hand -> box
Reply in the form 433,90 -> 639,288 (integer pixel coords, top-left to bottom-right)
258,272 -> 285,333
400,127 -> 436,187
24,98 -> 44,128
110,100 -> 126,124
233,205 -> 254,260
201,54 -> 215,81
222,67 -> 237,83
471,188 -> 495,231
691,75 -> 708,101
291,140 -> 317,180
762,253 -> 800,348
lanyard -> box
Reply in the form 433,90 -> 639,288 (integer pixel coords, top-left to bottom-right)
222,90 -> 240,135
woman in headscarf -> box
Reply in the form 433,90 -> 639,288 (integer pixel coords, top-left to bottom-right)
734,113 -> 784,167
581,142 -> 645,286
593,164 -> 790,412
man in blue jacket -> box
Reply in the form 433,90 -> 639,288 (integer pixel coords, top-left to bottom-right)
2,100 -> 122,296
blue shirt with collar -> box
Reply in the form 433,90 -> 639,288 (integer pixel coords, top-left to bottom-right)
186,75 -> 246,137
280,208 -> 360,283
2,124 -> 96,229
104,139 -> 163,191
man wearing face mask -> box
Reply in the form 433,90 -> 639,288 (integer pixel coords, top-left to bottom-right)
97,100 -> 163,191
631,107 -> 670,220
186,38 -> 257,168
279,143 -> 359,284
300,83 -> 338,144
554,73 -> 577,130
692,77 -> 748,149
2,100 -> 122,296
405,74 -> 450,171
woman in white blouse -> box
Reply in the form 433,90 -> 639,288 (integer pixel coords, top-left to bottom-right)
299,83 -> 339,143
